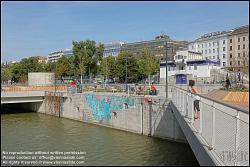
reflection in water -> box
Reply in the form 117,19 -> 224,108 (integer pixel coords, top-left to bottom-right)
1,112 -> 199,166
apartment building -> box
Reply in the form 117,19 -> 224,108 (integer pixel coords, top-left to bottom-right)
188,31 -> 231,67
227,25 -> 249,73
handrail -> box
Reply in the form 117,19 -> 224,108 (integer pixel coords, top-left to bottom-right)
172,85 -> 249,114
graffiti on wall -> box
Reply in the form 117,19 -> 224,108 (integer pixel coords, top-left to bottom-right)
84,94 -> 136,121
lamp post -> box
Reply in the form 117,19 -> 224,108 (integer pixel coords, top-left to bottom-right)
54,59 -> 57,93
165,42 -> 168,99
125,54 -> 128,94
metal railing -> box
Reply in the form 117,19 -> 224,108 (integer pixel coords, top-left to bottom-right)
171,86 -> 249,166
65,83 -> 223,96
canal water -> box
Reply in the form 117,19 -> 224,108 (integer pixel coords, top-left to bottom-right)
1,112 -> 199,166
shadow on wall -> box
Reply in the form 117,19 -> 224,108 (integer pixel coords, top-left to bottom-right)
146,97 -> 186,143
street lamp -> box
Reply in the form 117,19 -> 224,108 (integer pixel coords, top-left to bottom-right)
54,59 -> 57,93
125,54 -> 128,94
165,42 -> 168,99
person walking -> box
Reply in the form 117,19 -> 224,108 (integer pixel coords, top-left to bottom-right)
188,80 -> 201,120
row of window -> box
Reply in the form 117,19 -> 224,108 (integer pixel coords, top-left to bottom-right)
229,61 -> 247,66
230,36 -> 248,43
229,52 -> 247,58
191,40 -> 226,49
229,44 -> 247,51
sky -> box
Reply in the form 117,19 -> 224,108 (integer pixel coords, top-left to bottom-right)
1,1 -> 249,62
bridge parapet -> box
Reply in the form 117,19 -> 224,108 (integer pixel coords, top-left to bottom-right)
171,86 -> 249,166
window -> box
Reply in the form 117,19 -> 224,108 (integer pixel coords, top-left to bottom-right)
189,66 -> 191,70
230,61 -> 232,66
243,52 -> 245,57
230,46 -> 232,51
213,49 -> 215,53
243,44 -> 245,49
223,54 -> 226,58
238,45 -> 240,50
198,45 -> 200,48
230,39 -> 232,43
230,53 -> 232,58
243,37 -> 246,41
238,38 -> 240,42
205,43 -> 207,48
213,42 -> 215,46
209,43 -> 211,47
213,56 -> 215,59
202,44 -> 203,48
209,49 -> 211,53
192,45 -> 194,49
201,50 -> 203,54
209,56 -> 211,59
223,47 -> 226,51
205,50 -> 207,54
223,40 -> 226,44
238,53 -> 240,57
238,61 -> 240,66
223,62 -> 226,66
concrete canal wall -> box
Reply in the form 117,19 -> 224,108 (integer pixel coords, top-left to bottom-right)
36,92 -> 187,143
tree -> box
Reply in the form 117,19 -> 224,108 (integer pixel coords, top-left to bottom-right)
115,51 -> 139,83
1,67 -> 12,84
100,56 -> 116,82
72,40 -> 104,83
56,56 -> 72,79
137,49 -> 160,84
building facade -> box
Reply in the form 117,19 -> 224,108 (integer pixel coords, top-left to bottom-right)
188,31 -> 231,67
174,50 -> 202,61
227,25 -> 249,73
160,59 -> 221,84
31,56 -> 47,63
47,48 -> 73,63
103,42 -> 124,58
121,35 -> 188,61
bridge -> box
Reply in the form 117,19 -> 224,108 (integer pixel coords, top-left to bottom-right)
1,84 -> 249,166
170,86 -> 249,166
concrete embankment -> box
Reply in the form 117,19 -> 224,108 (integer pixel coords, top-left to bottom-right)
35,92 -> 187,143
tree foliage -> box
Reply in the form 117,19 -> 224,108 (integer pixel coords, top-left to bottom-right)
72,40 -> 104,80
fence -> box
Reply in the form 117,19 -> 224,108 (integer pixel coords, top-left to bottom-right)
171,86 -> 249,166
65,83 -> 223,97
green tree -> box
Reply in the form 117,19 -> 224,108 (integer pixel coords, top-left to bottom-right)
115,51 -> 139,83
100,56 -> 116,82
1,67 -> 12,83
137,49 -> 160,84
72,40 -> 104,83
56,56 -> 72,79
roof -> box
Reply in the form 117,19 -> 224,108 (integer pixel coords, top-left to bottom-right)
229,25 -> 249,36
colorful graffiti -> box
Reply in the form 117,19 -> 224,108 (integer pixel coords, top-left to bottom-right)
84,94 -> 136,121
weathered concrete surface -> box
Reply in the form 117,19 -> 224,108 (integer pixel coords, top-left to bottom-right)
1,91 -> 45,104
38,92 -> 187,143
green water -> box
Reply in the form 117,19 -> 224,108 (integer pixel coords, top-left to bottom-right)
1,112 -> 199,166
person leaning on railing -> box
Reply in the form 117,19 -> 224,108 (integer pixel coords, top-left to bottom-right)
188,80 -> 201,120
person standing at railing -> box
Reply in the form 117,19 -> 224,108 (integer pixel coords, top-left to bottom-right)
150,82 -> 157,95
188,80 -> 201,120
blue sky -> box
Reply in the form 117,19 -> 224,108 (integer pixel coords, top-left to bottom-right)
1,1 -> 249,62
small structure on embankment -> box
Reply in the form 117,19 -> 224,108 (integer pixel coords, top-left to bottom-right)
28,72 -> 55,86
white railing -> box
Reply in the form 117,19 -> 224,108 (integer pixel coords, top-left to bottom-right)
171,86 -> 249,166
